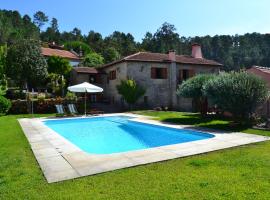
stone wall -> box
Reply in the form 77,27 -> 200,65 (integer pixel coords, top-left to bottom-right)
71,61 -> 220,111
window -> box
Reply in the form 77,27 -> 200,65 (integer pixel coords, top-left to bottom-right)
151,67 -> 167,79
179,69 -> 195,83
89,75 -> 96,83
109,70 -> 116,80
144,96 -> 148,104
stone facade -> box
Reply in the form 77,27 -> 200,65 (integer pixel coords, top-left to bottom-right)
70,46 -> 222,111
101,61 -> 220,111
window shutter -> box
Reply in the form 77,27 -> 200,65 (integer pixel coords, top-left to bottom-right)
151,68 -> 156,79
96,75 -> 101,83
189,69 -> 195,78
179,70 -> 183,81
163,68 -> 167,79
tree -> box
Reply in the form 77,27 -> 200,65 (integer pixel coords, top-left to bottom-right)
177,74 -> 214,115
104,31 -> 138,56
6,39 -> 48,89
0,10 -> 39,44
0,45 -> 7,95
153,22 -> 181,53
64,41 -> 92,56
81,52 -> 104,67
203,72 -> 268,120
40,18 -> 61,43
47,56 -> 72,76
116,79 -> 145,110
102,47 -> 120,63
47,73 -> 66,96
33,11 -> 48,29
86,31 -> 104,53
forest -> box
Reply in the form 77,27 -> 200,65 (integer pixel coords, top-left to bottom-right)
1,9 -> 270,71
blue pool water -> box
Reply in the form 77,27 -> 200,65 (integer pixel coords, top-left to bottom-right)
44,116 -> 214,154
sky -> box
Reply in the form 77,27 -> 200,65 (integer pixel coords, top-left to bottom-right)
1,0 -> 269,41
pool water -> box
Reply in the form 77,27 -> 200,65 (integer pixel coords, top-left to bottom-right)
44,116 -> 214,154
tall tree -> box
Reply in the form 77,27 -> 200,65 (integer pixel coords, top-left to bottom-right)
33,11 -> 48,29
40,17 -> 61,43
102,47 -> 121,63
6,40 -> 48,89
86,31 -> 104,53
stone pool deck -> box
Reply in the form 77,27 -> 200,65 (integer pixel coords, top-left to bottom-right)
18,113 -> 269,183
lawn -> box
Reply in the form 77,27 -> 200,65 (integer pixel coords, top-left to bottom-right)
133,110 -> 270,137
0,113 -> 270,199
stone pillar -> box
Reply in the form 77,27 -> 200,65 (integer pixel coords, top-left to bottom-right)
168,50 -> 177,109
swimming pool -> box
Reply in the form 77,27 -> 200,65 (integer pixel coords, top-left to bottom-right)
44,116 -> 214,154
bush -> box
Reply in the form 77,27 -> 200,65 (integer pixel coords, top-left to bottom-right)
9,100 -> 28,114
117,79 -> 145,110
0,96 -> 11,114
177,74 -> 214,115
203,71 -> 268,119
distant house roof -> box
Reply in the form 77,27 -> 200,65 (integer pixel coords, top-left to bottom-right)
100,52 -> 223,69
247,66 -> 270,88
73,67 -> 100,74
41,47 -> 81,61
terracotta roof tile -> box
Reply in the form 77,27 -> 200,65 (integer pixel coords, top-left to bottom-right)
100,52 -> 222,69
247,66 -> 270,88
41,47 -> 81,60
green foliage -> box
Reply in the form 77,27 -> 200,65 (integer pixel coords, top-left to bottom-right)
117,79 -> 145,108
64,41 -> 92,56
0,95 -> 11,114
6,39 -> 48,88
82,52 -> 104,67
47,73 -> 66,96
40,18 -> 61,43
103,31 -> 137,56
33,11 -> 48,29
0,45 -> 7,95
47,56 -> 72,76
102,47 -> 121,63
177,74 -> 214,99
0,10 -> 39,44
65,91 -> 77,101
203,72 -> 268,119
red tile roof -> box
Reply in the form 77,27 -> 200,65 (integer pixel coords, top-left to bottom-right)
41,47 -> 81,60
73,67 -> 100,74
100,52 -> 222,69
247,66 -> 270,88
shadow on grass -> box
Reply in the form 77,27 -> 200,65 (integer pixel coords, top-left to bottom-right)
161,114 -> 218,125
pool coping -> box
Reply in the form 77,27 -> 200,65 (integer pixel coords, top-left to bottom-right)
18,113 -> 270,183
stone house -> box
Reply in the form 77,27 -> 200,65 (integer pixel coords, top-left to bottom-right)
70,44 -> 222,111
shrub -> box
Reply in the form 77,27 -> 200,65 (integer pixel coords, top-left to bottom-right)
9,100 -> 28,114
203,71 -> 268,119
117,79 -> 145,110
0,96 -> 11,114
177,74 -> 214,115
65,91 -> 77,102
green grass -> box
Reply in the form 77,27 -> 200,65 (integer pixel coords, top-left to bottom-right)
133,111 -> 270,137
0,113 -> 270,199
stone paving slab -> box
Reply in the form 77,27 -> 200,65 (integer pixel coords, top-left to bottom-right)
18,113 -> 270,183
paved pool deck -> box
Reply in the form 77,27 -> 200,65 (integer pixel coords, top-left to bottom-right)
18,113 -> 270,183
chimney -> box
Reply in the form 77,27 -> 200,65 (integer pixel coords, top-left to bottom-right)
168,50 -> 176,62
191,43 -> 203,58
